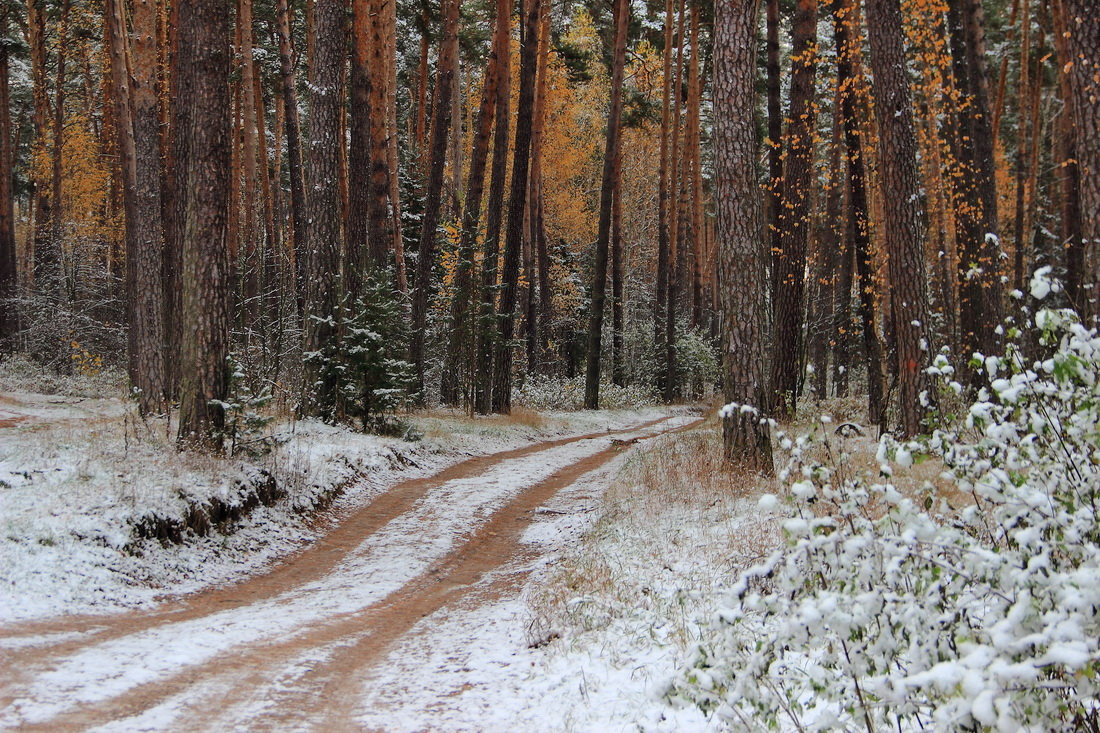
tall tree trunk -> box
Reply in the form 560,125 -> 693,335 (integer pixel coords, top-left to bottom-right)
583,0 -> 628,409
654,0 -> 674,393
107,0 -> 168,414
28,0 -> 54,286
300,0 -> 346,418
473,0 -> 511,415
527,6 -> 550,377
1052,0 -> 1083,309
831,0 -> 883,421
442,0 -> 506,407
765,0 -> 783,302
687,3 -> 704,332
493,0 -> 541,414
611,149 -> 625,387
1062,0 -> 1100,320
349,0 -> 373,299
415,2 -> 431,174
367,0 -> 402,288
273,0 -> 306,315
663,0 -> 686,402
769,0 -> 818,419
866,0 -> 933,437
0,9 -> 17,346
411,0 -> 461,402
49,1 -> 70,297
177,0 -> 232,451
715,0 -> 773,472
946,0 -> 1003,364
238,0 -> 260,328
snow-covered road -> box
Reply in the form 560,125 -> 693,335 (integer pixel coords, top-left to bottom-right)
0,414 -> 696,731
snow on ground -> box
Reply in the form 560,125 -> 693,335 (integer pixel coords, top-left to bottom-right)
0,418 -> 692,729
0,382 -> 678,623
351,423 -> 782,731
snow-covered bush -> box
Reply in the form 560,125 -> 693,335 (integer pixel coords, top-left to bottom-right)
515,374 -> 658,411
671,272 -> 1100,731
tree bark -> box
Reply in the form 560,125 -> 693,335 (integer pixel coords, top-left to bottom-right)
300,0 -> 346,418
866,0 -> 933,437
493,0 -> 541,414
1062,0 -> 1100,320
946,0 -> 1003,363
107,0 -> 168,414
715,0 -> 773,472
474,0 -> 512,414
273,0 -> 306,316
441,0 -> 506,407
769,0 -> 818,419
411,0 -> 461,402
0,9 -> 17,346
176,0 -> 232,451
583,0 -> 628,409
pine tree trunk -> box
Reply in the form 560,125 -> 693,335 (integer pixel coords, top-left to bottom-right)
1052,0 -> 1083,308
176,0 -> 232,451
765,0 -> 783,302
108,0 -> 168,414
49,1 -> 70,298
663,0 -> 686,402
0,9 -> 17,346
584,0 -> 628,409
654,0 -> 674,393
237,0 -> 260,328
866,0 -> 933,437
411,0 -> 461,402
442,0 -> 505,407
473,0 -> 512,415
273,0 -> 306,315
367,0 -> 401,286
769,0 -> 818,419
831,0 -> 883,421
1062,0 -> 1099,319
494,0 -> 542,414
349,0 -> 372,297
687,3 -> 704,333
715,0 -> 773,472
946,0 -> 1003,364
27,0 -> 54,287
300,0 -> 346,418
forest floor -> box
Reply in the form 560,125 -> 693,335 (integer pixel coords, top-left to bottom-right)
0,365 -> 834,730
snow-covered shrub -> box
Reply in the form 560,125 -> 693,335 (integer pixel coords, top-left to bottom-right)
515,374 -> 658,411
675,325 -> 720,399
671,272 -> 1100,731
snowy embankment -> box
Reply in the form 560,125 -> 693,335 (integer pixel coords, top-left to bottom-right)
0,385 -> 675,623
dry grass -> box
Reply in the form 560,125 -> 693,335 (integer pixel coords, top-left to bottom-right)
527,421 -> 782,654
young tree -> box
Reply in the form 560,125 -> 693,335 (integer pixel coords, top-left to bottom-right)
866,0 -> 932,436
714,0 -> 773,471
583,0 -> 628,409
176,0 -> 232,450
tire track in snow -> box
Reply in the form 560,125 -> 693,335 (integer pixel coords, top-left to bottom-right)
0,416 -> 690,731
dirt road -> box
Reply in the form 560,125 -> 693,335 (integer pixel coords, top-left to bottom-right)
0,415 -> 695,731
